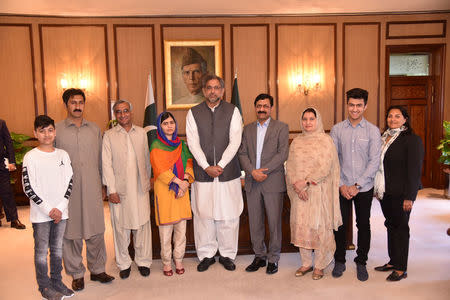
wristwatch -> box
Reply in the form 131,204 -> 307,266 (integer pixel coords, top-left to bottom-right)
355,183 -> 362,190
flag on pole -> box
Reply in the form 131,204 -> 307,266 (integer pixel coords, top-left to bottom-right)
230,73 -> 243,122
143,73 -> 157,149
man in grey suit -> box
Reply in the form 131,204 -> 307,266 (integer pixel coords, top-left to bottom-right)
238,93 -> 289,275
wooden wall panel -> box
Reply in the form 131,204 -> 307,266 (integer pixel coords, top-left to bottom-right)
387,20 -> 446,39
277,24 -> 336,131
231,25 -> 269,125
0,24 -> 36,135
114,25 -> 155,127
40,25 -> 110,130
160,25 -> 224,135
343,23 -> 380,126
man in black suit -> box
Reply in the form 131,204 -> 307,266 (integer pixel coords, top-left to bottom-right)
0,119 -> 26,229
239,93 -> 289,275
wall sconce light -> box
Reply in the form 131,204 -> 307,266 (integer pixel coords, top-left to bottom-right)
59,74 -> 91,92
60,78 -> 69,89
296,73 -> 321,95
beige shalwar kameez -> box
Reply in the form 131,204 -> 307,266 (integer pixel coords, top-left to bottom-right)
102,124 -> 152,270
286,108 -> 342,270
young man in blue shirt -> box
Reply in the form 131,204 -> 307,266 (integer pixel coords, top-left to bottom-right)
330,88 -> 382,281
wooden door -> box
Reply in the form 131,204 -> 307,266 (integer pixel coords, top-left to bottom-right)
386,44 -> 445,188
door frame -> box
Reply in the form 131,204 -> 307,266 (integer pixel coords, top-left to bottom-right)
385,44 -> 446,188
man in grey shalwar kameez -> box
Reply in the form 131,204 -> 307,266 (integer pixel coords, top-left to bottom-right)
55,88 -> 115,292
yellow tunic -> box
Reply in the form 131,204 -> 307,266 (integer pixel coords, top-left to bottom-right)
150,140 -> 194,226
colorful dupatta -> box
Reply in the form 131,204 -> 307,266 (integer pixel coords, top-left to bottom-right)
150,112 -> 193,194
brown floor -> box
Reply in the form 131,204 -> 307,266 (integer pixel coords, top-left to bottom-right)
0,188 -> 449,300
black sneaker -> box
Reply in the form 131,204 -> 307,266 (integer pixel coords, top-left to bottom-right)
332,262 -> 346,278
52,281 -> 74,298
41,287 -> 64,300
356,263 -> 369,281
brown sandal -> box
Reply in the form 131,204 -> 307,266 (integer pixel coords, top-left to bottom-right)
295,266 -> 313,277
312,269 -> 324,280
175,268 -> 185,275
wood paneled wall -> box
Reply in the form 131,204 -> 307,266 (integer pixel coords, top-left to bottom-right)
39,25 -> 110,129
0,13 -> 448,136
114,25 -> 155,127
343,23 -> 380,124
277,24 -> 336,131
231,24 -> 269,124
0,24 -> 37,134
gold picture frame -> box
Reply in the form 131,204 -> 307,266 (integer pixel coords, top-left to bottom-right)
164,40 -> 222,110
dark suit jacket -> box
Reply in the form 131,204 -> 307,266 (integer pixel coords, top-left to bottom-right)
239,119 -> 289,193
384,132 -> 424,201
0,119 -> 15,173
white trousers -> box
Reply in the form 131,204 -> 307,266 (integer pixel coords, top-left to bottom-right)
110,216 -> 152,270
158,220 -> 187,266
299,247 -> 333,270
194,216 -> 240,260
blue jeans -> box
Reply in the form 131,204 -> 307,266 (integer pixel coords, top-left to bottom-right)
32,220 -> 66,292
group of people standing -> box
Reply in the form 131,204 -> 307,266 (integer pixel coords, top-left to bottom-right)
285,89 -> 424,283
12,73 -> 424,300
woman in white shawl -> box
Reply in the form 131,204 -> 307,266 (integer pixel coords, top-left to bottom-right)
286,107 -> 342,280
373,105 -> 424,281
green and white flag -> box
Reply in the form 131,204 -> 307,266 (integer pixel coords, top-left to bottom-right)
143,73 -> 157,149
231,74 -> 243,122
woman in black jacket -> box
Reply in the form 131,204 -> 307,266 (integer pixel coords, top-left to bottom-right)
373,105 -> 424,281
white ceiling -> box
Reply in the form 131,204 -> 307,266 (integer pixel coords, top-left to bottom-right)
1,0 -> 449,17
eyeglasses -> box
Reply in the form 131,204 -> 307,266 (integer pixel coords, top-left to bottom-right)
205,86 -> 223,91
114,109 -> 130,115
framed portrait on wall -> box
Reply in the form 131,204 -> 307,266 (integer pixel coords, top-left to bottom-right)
164,40 -> 222,110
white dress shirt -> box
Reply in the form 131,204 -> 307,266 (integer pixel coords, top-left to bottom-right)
256,118 -> 271,169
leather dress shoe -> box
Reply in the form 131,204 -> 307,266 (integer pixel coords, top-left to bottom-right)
374,264 -> 395,272
219,256 -> 236,271
197,257 -> 215,272
245,257 -> 267,272
72,277 -> 84,291
119,267 -> 131,279
91,272 -> 115,283
266,262 -> 278,275
386,271 -> 407,281
11,219 -> 26,229
138,266 -> 150,277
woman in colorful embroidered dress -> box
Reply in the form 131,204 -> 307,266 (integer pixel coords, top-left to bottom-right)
373,105 -> 424,281
286,107 -> 342,280
150,111 -> 194,276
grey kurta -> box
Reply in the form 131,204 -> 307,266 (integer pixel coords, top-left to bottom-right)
55,118 -> 105,240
